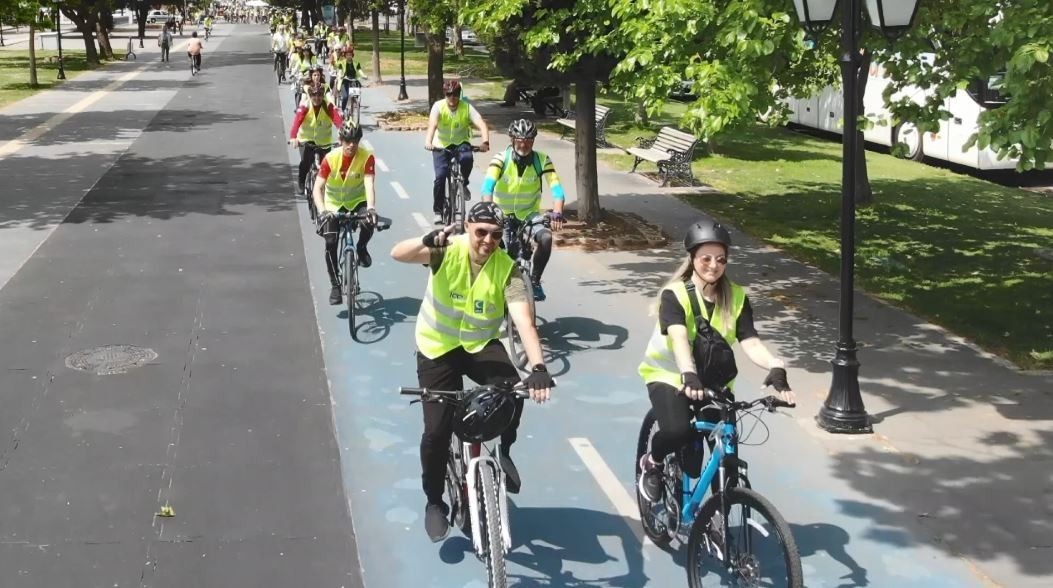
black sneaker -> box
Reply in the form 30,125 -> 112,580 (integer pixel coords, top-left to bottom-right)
499,447 -> 521,494
356,246 -> 372,268
329,285 -> 342,305
637,454 -> 663,503
424,502 -> 450,543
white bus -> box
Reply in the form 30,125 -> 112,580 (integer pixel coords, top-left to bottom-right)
783,59 -> 1015,170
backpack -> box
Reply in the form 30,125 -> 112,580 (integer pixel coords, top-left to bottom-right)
684,281 -> 738,391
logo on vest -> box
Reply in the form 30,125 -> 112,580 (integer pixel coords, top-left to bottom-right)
451,292 -> 465,301
474,300 -> 485,314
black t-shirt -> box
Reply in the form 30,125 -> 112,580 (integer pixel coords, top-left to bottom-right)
658,288 -> 758,341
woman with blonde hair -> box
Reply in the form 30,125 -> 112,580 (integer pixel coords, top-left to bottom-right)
636,220 -> 796,504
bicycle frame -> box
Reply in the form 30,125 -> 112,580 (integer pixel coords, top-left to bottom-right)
679,417 -> 738,530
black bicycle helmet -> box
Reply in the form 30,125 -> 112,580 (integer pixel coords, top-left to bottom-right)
442,79 -> 462,95
684,220 -> 732,252
453,387 -> 517,443
339,121 -> 363,143
508,118 -> 538,139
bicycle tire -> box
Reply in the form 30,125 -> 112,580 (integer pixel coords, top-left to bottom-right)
479,464 -> 507,588
345,246 -> 357,338
635,409 -> 676,547
305,168 -> 317,221
687,486 -> 803,588
446,438 -> 471,538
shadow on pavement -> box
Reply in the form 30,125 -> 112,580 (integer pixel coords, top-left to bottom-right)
346,293 -> 421,344
792,522 -> 869,587
535,314 -> 630,378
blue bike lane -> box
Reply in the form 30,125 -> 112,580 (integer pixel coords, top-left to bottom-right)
279,77 -> 989,587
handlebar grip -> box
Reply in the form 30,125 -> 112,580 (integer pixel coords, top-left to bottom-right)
399,387 -> 425,395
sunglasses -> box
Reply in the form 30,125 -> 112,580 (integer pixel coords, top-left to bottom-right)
473,228 -> 503,241
698,254 -> 728,265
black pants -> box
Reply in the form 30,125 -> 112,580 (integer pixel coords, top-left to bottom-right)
504,214 -> 553,284
161,44 -> 170,61
188,53 -> 201,70
298,142 -> 331,190
417,341 -> 523,504
319,202 -> 372,286
647,382 -> 718,462
431,143 -> 474,215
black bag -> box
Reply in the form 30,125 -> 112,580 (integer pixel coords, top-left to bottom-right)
684,281 -> 738,390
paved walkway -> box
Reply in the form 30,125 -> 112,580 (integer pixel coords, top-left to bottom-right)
372,74 -> 1053,587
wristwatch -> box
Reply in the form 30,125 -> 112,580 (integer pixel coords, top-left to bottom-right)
531,364 -> 547,373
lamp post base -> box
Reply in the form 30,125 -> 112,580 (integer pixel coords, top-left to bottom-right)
817,346 -> 873,434
397,79 -> 408,101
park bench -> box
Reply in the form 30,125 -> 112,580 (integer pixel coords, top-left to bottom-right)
556,104 -> 612,147
517,86 -> 566,117
626,126 -> 700,186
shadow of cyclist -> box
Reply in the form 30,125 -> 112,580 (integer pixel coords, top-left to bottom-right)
791,522 -> 869,587
342,293 -> 421,344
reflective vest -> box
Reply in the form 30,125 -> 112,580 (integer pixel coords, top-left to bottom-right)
638,279 -> 747,388
433,101 -> 472,148
297,104 -> 335,144
493,147 -> 547,219
322,147 -> 372,212
415,236 -> 515,359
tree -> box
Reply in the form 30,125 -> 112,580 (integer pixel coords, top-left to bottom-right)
466,0 -> 620,224
409,0 -> 455,104
0,0 -> 49,86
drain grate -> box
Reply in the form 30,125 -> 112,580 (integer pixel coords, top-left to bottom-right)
65,345 -> 158,375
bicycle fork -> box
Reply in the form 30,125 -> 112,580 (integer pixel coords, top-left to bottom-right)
464,451 -> 511,557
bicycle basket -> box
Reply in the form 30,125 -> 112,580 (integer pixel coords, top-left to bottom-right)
454,387 -> 517,443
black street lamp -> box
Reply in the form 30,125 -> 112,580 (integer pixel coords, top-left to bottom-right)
397,0 -> 408,100
792,0 -> 920,434
54,1 -> 66,80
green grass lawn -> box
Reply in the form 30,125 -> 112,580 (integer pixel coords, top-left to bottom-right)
352,31 -> 499,81
0,50 -> 100,108
597,121 -> 1053,370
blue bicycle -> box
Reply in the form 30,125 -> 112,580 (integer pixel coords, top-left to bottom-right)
635,391 -> 803,587
329,210 -> 391,339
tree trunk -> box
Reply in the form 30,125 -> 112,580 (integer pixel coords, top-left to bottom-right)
575,78 -> 601,224
561,84 -> 572,115
384,11 -> 389,31
370,9 -> 382,83
635,99 -> 648,125
28,24 -> 38,87
65,9 -> 100,66
454,25 -> 463,57
854,49 -> 873,206
425,30 -> 444,105
95,18 -> 113,59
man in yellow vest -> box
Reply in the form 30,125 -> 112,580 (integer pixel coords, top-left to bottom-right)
289,83 -> 344,195
636,221 -> 796,504
481,118 -> 565,301
312,122 -> 378,305
390,201 -> 553,543
424,80 -> 490,225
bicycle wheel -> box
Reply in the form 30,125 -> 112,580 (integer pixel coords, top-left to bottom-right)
478,464 -> 507,588
305,169 -> 317,221
687,487 -> 803,588
344,244 -> 357,338
635,409 -> 677,547
354,95 -> 361,126
446,438 -> 471,538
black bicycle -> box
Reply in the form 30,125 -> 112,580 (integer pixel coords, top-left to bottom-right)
503,214 -> 550,371
635,389 -> 803,587
426,144 -> 482,232
273,50 -> 288,84
331,210 -> 391,339
301,141 -> 334,221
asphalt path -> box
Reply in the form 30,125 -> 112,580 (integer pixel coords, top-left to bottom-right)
0,25 -> 362,587
0,23 -> 997,588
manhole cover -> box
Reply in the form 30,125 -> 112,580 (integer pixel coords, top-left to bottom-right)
65,345 -> 157,375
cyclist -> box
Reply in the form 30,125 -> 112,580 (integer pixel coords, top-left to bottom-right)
480,118 -> 565,301
271,25 -> 290,80
300,65 -> 333,106
203,14 -> 213,36
389,201 -> 554,543
312,20 -> 328,57
424,79 -> 490,225
186,31 -> 204,73
289,83 -> 344,195
332,47 -> 360,113
636,220 -> 797,504
313,122 -> 378,305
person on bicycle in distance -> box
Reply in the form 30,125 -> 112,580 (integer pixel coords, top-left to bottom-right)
289,83 -> 344,195
186,31 -> 204,72
203,14 -> 214,34
313,122 -> 378,305
481,118 -> 565,301
424,79 -> 490,225
300,65 -> 332,106
271,25 -> 290,76
333,47 -> 359,113
636,220 -> 797,504
390,201 -> 554,543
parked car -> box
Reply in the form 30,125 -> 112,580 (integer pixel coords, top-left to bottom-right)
461,28 -> 480,45
147,10 -> 171,24
670,79 -> 697,101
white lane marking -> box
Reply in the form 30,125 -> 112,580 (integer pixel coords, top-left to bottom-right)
375,157 -> 389,172
412,212 -> 430,230
391,181 -> 410,200
0,67 -> 146,159
569,437 -> 652,555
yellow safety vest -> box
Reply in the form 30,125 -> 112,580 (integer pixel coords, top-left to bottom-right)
415,236 -> 515,359
493,148 -> 548,219
297,104 -> 335,144
433,101 -> 472,148
638,279 -> 747,388
323,147 -> 372,212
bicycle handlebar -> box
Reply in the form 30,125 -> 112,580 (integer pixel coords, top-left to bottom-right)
330,210 -> 392,231
425,144 -> 484,153
399,384 -> 533,401
710,392 -> 795,412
